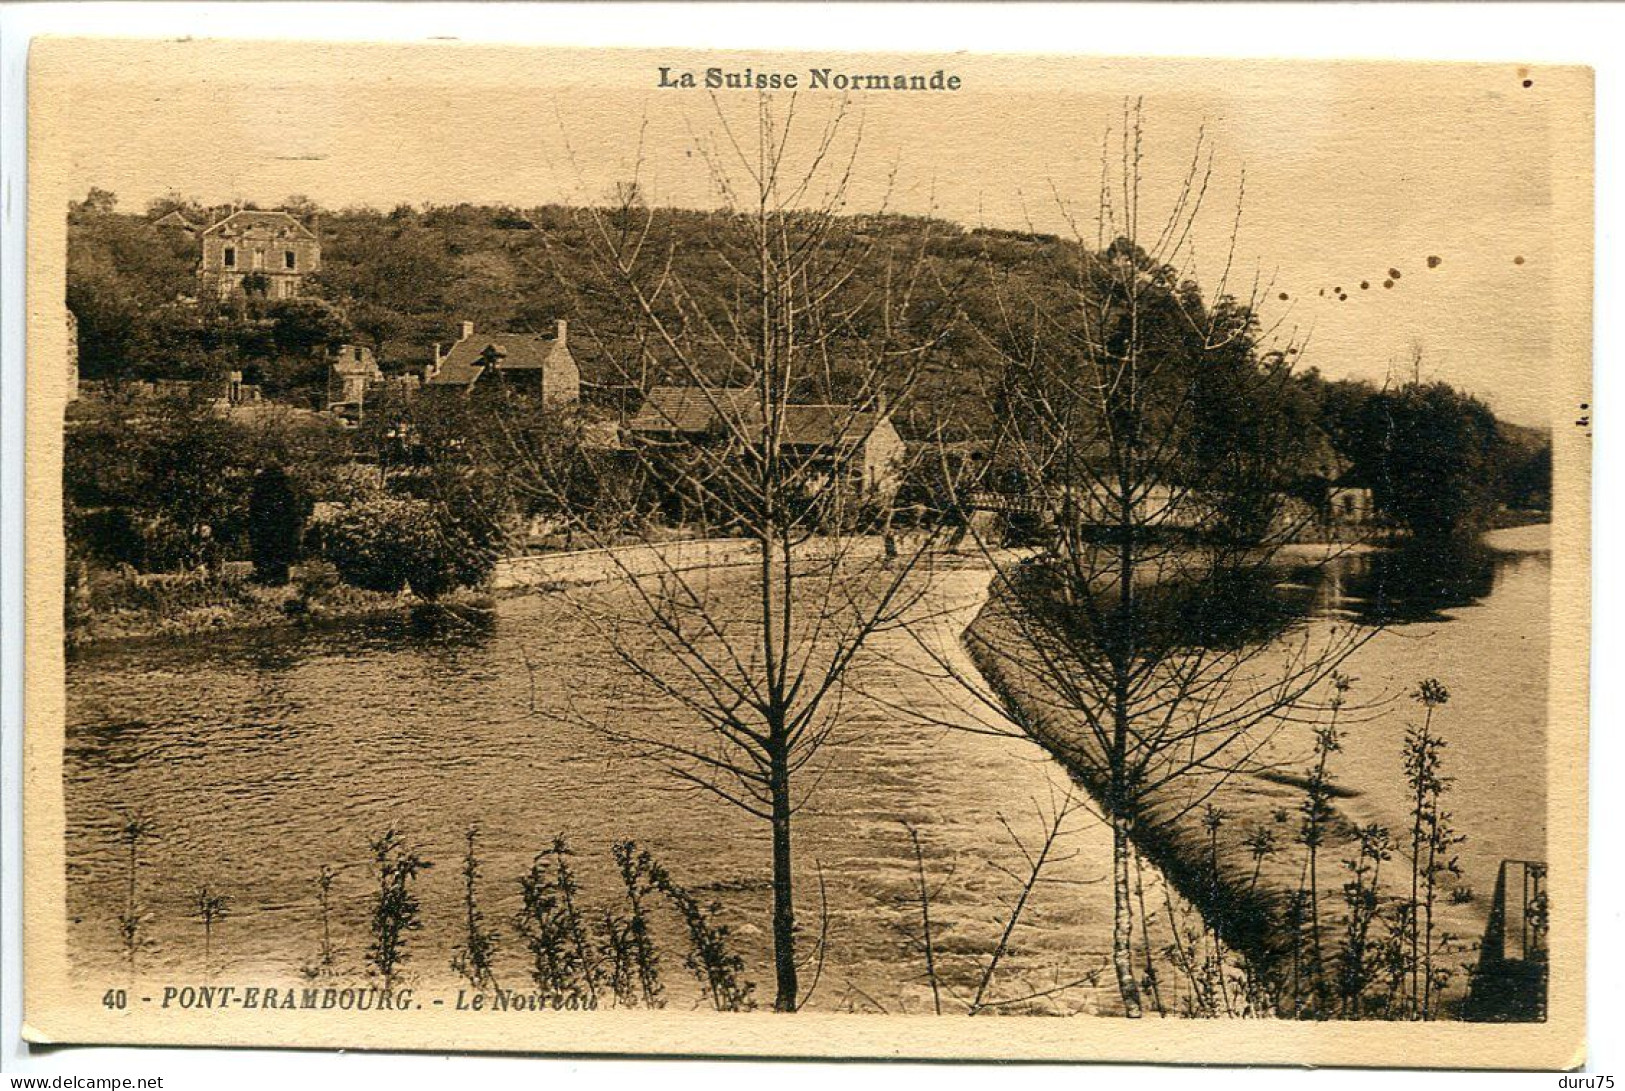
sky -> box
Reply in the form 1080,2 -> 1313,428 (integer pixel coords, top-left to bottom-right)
35,41 -> 1590,426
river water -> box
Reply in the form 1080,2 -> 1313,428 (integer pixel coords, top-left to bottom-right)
61,527 -> 1548,1013
1286,525 -> 1551,923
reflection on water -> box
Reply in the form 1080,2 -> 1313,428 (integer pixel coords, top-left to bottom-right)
1272,525 -> 1550,960
1161,564 -> 1315,649
1113,532 -> 1519,652
1293,537 -> 1502,625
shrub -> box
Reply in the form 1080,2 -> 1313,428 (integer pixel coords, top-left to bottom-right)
452,826 -> 501,992
366,827 -> 431,989
515,835 -> 602,1007
70,505 -> 146,569
314,496 -> 493,599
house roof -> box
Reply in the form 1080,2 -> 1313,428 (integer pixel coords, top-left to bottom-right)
152,210 -> 198,231
201,210 -> 317,239
424,355 -> 486,388
629,386 -> 895,449
424,328 -> 574,389
629,386 -> 759,434
779,405 -> 891,449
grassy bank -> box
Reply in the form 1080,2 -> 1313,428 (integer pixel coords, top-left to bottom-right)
65,561 -> 490,650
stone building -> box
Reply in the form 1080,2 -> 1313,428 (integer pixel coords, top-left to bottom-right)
423,320 -> 580,404
327,343 -> 384,422
629,385 -> 907,496
198,210 -> 321,300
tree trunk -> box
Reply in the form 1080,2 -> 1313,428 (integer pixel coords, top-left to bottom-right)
1109,477 -> 1144,1019
769,748 -> 799,1012
1111,811 -> 1145,1018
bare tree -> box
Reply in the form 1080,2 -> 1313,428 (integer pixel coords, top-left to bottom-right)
467,93 -> 958,1012
945,102 -> 1376,1016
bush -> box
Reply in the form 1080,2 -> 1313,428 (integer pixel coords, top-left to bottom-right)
70,505 -> 145,569
314,496 -> 493,600
83,567 -> 259,620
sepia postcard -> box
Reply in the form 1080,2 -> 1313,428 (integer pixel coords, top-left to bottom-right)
21,39 -> 1592,1067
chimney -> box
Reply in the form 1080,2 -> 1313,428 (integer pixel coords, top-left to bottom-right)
555,318 -> 568,346
460,320 -> 475,341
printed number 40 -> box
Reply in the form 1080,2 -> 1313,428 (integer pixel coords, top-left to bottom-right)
102,989 -> 127,1010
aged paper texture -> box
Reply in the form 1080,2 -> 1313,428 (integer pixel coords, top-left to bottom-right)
23,39 -> 1592,1066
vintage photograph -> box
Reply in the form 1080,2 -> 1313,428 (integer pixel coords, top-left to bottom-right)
22,41 -> 1591,1063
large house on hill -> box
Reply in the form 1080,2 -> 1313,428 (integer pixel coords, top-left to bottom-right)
199,210 -> 321,300
629,385 -> 906,496
423,320 -> 580,403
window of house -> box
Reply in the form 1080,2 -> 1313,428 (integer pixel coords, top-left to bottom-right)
285,250 -> 297,270
223,247 -> 236,268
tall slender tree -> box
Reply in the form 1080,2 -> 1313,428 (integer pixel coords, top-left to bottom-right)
952,103 -> 1374,1015
472,93 -> 957,1012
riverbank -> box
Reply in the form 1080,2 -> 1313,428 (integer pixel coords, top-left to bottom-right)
959,530 -> 1550,1018
961,578 -> 1298,1011
66,534 -> 936,649
62,538 -> 749,649
64,563 -> 491,650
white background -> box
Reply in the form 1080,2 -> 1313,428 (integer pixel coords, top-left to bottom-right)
1,4 -> 1619,1089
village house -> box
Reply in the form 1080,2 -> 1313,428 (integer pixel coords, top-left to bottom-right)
627,385 -> 759,442
326,343 -> 384,422
423,320 -> 580,404
1324,485 -> 1376,526
198,210 -> 321,300
629,385 -> 907,496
